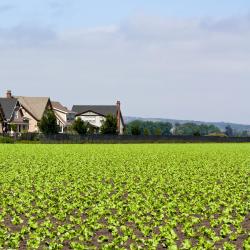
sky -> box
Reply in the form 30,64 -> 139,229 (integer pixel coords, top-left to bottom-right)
0,1 -> 250,124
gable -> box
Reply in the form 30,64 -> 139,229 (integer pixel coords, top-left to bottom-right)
17,96 -> 51,121
52,101 -> 71,113
79,111 -> 104,116
12,109 -> 26,123
72,105 -> 117,116
0,98 -> 18,121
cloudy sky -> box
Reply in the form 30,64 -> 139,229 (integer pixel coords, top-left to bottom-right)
0,0 -> 250,124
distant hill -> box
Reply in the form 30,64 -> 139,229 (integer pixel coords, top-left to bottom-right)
124,116 -> 250,132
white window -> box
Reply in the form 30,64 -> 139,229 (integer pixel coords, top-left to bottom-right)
14,111 -> 18,119
83,116 -> 96,123
67,113 -> 75,122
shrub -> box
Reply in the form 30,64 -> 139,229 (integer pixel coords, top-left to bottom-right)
72,118 -> 88,135
0,136 -> 14,144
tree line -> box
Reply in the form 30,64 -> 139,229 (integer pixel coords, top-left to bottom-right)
38,110 -> 249,137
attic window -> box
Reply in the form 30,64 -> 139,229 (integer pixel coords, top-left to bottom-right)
14,111 -> 18,119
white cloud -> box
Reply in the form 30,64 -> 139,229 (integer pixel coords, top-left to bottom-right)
0,13 -> 250,123
0,25 -> 57,47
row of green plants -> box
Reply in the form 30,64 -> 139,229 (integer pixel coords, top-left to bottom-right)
0,144 -> 249,249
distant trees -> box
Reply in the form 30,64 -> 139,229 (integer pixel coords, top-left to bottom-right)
126,120 -> 173,136
154,128 -> 162,136
174,123 -> 221,136
225,125 -> 234,137
72,118 -> 88,135
100,114 -> 117,135
131,123 -> 141,135
238,130 -> 249,137
143,128 -> 150,136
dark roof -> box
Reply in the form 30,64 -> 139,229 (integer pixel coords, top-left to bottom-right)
72,105 -> 117,116
52,101 -> 73,113
0,98 -> 18,120
0,104 -> 4,120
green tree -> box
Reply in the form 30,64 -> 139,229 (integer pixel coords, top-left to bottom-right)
154,128 -> 162,136
239,130 -> 249,137
72,118 -> 88,135
175,123 -> 221,136
126,120 -> 172,136
225,125 -> 233,137
100,114 -> 117,135
38,110 -> 60,135
131,123 -> 141,135
143,128 -> 150,136
159,122 -> 173,136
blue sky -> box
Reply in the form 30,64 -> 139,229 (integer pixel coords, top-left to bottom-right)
1,0 -> 250,29
1,1 -> 250,123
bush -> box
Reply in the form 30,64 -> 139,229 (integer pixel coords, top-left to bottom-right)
72,118 -> 88,135
19,133 -> 40,141
0,136 -> 14,144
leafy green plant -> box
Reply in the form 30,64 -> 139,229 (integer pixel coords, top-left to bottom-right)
0,144 -> 249,249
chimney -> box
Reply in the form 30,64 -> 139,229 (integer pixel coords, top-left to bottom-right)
116,101 -> 121,134
6,90 -> 12,98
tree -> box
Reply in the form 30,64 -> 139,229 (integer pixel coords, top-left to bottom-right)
87,124 -> 96,135
160,122 -> 173,136
154,128 -> 162,136
225,125 -> 233,137
143,128 -> 150,136
240,130 -> 249,137
38,110 -> 60,135
100,114 -> 117,135
131,124 -> 141,135
125,120 -> 172,136
72,118 -> 88,135
175,123 -> 221,136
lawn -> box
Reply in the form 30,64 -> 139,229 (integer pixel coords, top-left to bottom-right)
0,144 -> 249,249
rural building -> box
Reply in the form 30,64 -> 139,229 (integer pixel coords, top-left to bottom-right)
16,94 -> 53,132
52,101 -> 76,133
0,91 -> 29,133
72,101 -> 125,134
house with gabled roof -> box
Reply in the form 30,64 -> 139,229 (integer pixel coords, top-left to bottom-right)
0,91 -> 29,133
52,101 -> 76,133
72,101 -> 125,134
15,94 -> 53,132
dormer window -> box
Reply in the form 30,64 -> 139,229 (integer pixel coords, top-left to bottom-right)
14,111 -> 18,119
67,113 -> 75,122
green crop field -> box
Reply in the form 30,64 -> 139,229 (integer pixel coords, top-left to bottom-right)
0,144 -> 249,250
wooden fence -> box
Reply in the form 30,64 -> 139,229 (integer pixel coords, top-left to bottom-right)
1,133 -> 250,143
